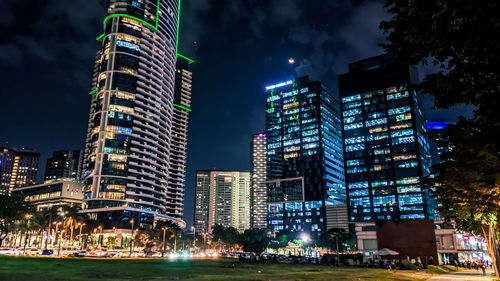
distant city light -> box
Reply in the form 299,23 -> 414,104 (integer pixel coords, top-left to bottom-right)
265,80 -> 293,91
288,58 -> 295,64
427,122 -> 452,130
258,132 -> 266,138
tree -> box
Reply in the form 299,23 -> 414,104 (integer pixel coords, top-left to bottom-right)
212,224 -> 239,250
380,0 -> 500,277
239,229 -> 270,254
0,194 -> 33,246
328,228 -> 356,252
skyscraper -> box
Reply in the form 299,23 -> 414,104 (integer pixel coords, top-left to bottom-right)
250,133 -> 267,229
81,0 -> 187,229
0,146 -> 40,195
265,77 -> 345,237
338,55 -> 434,225
194,170 -> 251,233
44,150 -> 83,183
167,56 -> 193,219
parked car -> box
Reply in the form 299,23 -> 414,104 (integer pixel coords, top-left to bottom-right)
41,249 -> 54,256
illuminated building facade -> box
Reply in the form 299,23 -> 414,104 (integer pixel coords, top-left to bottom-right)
338,54 -> 435,223
13,181 -> 85,210
265,77 -> 345,237
167,56 -> 193,219
250,133 -> 267,229
44,150 -> 83,183
0,147 -> 40,195
81,0 -> 187,230
194,170 -> 251,233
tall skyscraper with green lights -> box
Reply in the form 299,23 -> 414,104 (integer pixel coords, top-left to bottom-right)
81,0 -> 192,231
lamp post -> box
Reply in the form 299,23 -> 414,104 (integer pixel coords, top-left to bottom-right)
23,214 -> 32,255
97,226 -> 103,248
129,219 -> 134,257
53,221 -> 62,247
78,223 -> 85,250
162,227 -> 167,257
191,226 -> 196,251
58,230 -> 65,257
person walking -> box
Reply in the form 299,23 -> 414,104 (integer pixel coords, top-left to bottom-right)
479,260 -> 486,275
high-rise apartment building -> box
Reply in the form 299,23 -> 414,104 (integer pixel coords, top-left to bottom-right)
167,56 -> 193,219
81,0 -> 188,230
250,133 -> 267,229
44,150 -> 83,183
338,55 -> 435,224
194,170 -> 251,233
264,77 -> 345,237
0,147 -> 40,195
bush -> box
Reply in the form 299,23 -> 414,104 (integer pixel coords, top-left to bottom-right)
397,260 -> 416,270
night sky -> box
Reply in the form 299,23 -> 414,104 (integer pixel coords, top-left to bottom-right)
0,0 -> 473,227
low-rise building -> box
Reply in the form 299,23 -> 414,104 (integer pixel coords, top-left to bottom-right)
13,181 -> 85,210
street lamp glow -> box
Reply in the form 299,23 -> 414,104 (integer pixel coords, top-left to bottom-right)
300,233 -> 310,243
288,58 -> 295,64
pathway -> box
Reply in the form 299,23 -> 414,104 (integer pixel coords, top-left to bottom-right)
427,269 -> 495,281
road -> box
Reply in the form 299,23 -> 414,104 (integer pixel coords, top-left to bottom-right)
427,269 -> 495,281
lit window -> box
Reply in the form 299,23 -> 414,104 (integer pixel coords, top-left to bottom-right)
342,94 -> 361,103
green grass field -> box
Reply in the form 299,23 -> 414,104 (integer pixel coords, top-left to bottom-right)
0,256 -> 439,281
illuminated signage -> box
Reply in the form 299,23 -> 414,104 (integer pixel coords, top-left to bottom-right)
265,80 -> 293,91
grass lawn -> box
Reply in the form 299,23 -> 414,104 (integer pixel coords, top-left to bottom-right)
0,256 -> 440,281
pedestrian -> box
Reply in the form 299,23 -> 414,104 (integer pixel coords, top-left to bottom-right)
479,260 -> 486,275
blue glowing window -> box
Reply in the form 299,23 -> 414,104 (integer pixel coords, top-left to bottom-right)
347,166 -> 367,174
342,94 -> 361,103
350,197 -> 371,208
346,144 -> 365,152
349,189 -> 369,197
349,181 -> 368,189
373,195 -> 395,207
392,136 -> 415,145
343,108 -> 362,117
345,136 -> 365,144
391,129 -> 413,138
365,118 -> 387,127
388,106 -> 411,116
116,40 -> 140,52
344,122 -> 363,130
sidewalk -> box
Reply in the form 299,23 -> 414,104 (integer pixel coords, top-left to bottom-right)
427,269 -> 496,281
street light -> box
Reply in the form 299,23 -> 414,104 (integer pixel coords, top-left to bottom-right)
78,223 -> 85,250
58,230 -> 65,257
129,219 -> 135,257
23,214 -> 32,255
191,226 -> 196,250
161,227 -> 167,257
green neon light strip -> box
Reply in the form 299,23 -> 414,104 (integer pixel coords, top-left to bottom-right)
89,89 -> 98,95
96,34 -> 105,41
265,89 -> 275,113
173,103 -> 192,112
103,0 -> 160,30
176,53 -> 194,63
103,13 -> 156,30
175,0 -> 182,54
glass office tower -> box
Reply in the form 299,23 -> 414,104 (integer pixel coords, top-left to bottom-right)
82,0 -> 185,229
265,77 -> 345,237
338,55 -> 435,223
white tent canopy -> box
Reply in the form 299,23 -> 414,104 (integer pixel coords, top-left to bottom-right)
374,248 -> 399,256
